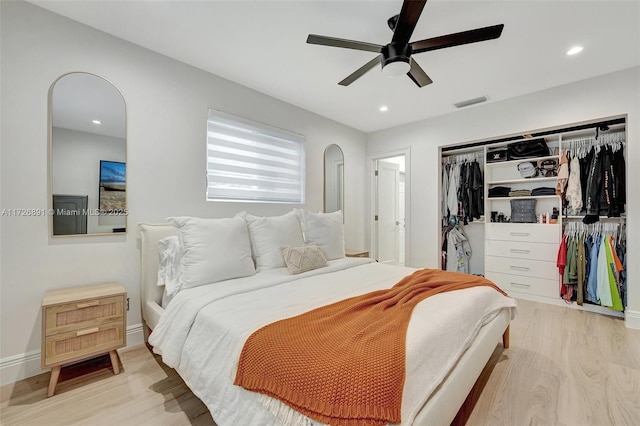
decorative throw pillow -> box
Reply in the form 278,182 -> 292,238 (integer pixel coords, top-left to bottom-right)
280,244 -> 328,275
297,209 -> 346,260
167,216 -> 255,290
244,210 -> 305,271
156,235 -> 183,296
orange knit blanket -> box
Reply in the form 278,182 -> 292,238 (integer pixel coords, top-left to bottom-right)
234,269 -> 506,426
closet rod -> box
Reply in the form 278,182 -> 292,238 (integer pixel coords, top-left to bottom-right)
441,117 -> 626,153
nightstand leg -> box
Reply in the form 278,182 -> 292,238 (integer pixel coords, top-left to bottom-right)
109,350 -> 120,374
47,366 -> 61,397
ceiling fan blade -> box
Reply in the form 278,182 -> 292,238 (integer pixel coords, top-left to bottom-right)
407,58 -> 433,87
411,24 -> 504,54
338,56 -> 382,86
307,34 -> 383,53
391,0 -> 428,45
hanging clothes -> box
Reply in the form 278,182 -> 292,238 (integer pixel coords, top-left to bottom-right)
445,226 -> 472,274
447,162 -> 459,221
442,155 -> 484,224
585,235 -> 600,303
441,163 -> 450,219
565,154 -> 583,214
561,221 -> 626,311
556,151 -> 569,196
576,234 -> 585,306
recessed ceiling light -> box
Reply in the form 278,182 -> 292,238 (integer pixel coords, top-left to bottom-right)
92,120 -> 102,125
379,106 -> 388,112
566,46 -> 583,56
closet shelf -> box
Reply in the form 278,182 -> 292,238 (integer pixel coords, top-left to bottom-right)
487,195 -> 559,200
487,176 -> 558,185
485,155 -> 559,167
564,215 -> 626,220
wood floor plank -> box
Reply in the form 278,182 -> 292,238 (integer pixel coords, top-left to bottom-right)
2,298 -> 639,426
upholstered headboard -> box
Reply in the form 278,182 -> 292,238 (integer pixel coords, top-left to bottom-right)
138,223 -> 176,330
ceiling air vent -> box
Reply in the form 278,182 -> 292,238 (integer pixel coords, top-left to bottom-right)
454,96 -> 488,109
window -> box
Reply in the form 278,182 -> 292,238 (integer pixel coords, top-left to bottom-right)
206,109 -> 305,203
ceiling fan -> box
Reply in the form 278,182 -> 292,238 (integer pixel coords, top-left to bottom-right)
306,0 -> 504,87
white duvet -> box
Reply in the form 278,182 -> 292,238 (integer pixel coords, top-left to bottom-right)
149,259 -> 517,426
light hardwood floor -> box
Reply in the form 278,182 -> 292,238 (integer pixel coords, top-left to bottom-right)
2,298 -> 639,425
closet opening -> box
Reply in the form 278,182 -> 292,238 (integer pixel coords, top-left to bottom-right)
438,114 -> 628,320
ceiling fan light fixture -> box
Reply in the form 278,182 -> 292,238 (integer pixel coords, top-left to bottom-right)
382,59 -> 411,77
381,42 -> 411,77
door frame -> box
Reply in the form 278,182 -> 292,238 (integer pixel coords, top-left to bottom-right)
368,148 -> 411,266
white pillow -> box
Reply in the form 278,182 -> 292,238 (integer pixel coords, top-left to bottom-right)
167,216 -> 255,289
298,209 -> 345,260
244,210 -> 305,271
156,235 -> 183,296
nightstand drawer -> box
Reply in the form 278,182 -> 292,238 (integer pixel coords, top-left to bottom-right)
45,295 -> 124,336
345,250 -> 369,258
43,322 -> 125,367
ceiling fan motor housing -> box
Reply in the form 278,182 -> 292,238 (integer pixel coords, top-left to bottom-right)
382,42 -> 411,75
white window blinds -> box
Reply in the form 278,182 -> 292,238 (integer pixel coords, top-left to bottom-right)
206,109 -> 305,203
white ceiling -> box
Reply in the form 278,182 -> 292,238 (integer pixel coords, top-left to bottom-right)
31,0 -> 640,133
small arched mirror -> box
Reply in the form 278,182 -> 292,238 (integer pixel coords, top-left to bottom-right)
49,73 -> 127,236
323,144 -> 344,214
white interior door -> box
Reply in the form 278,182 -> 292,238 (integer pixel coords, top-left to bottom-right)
376,160 -> 400,264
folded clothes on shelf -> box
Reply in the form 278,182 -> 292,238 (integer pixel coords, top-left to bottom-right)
531,187 -> 556,196
488,186 -> 511,197
508,189 -> 532,197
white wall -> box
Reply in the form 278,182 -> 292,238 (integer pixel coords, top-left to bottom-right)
52,127 -> 126,233
368,66 -> 640,327
0,0 -> 368,383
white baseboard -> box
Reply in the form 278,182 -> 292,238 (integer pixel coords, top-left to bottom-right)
0,323 -> 145,387
0,350 -> 41,387
625,310 -> 640,330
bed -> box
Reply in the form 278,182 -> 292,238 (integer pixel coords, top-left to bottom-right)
139,212 -> 516,426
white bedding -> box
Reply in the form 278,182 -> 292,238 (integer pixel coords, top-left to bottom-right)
149,259 -> 517,426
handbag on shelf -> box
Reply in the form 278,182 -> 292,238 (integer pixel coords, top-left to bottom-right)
507,139 -> 550,160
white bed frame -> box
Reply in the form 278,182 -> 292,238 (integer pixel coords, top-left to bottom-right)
138,222 -> 511,425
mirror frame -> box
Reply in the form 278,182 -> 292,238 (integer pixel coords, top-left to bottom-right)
48,72 -> 128,238
323,144 -> 344,216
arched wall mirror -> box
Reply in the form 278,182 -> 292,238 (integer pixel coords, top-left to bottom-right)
49,72 -> 127,236
323,144 -> 344,214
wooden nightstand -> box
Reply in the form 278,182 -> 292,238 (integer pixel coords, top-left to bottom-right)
41,282 -> 127,397
345,249 -> 369,258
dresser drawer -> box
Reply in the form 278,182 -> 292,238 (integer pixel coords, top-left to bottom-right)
485,240 -> 557,262
486,271 -> 559,298
485,255 -> 557,280
43,322 -> 125,367
485,223 -> 559,243
44,295 -> 124,337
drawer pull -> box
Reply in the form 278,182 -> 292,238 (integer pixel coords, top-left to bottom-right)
510,282 -> 531,288
76,327 -> 100,337
510,232 -> 530,237
509,265 -> 530,271
77,300 -> 100,309
510,249 -> 530,254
